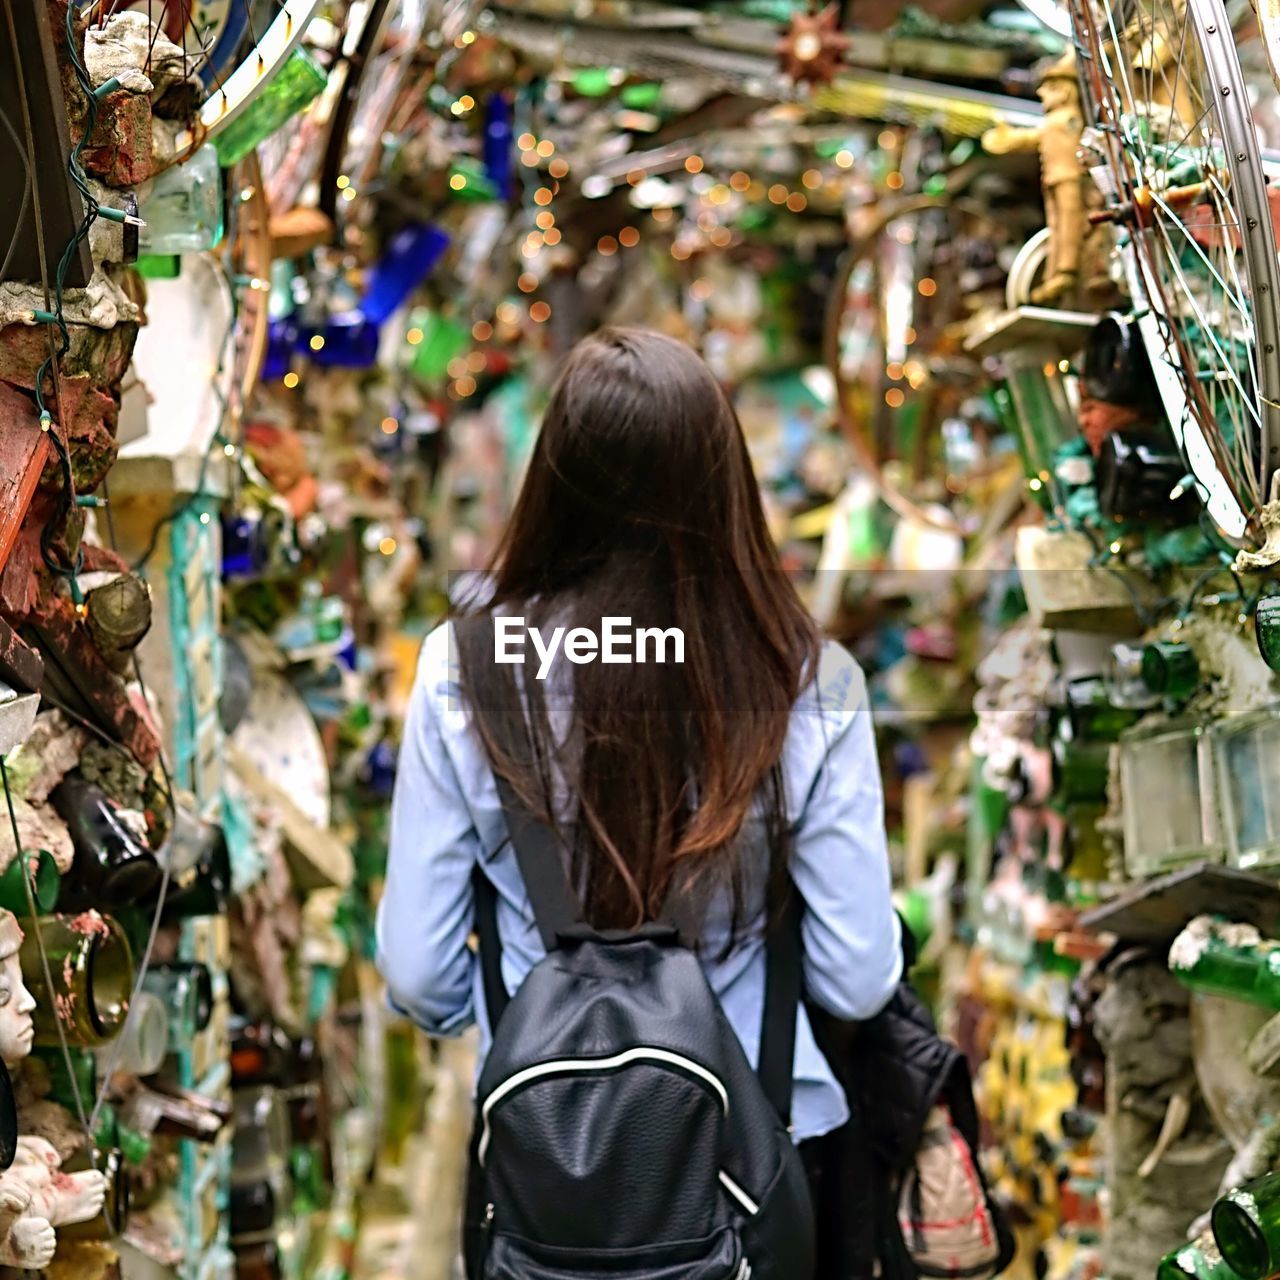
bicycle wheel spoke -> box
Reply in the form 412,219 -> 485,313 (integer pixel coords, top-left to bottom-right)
1149,193 -> 1250,316
1147,217 -> 1260,424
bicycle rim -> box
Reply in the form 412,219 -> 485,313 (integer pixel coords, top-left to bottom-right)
1075,0 -> 1280,543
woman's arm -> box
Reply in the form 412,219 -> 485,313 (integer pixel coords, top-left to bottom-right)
790,659 -> 902,1021
375,631 -> 480,1035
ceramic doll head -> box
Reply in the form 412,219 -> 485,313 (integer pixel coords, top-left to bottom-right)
0,914 -> 35,1066
1035,52 -> 1079,112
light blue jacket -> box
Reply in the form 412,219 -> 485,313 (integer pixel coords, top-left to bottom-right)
376,622 -> 902,1141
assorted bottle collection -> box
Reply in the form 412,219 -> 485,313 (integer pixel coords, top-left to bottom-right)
0,774 -> 337,1276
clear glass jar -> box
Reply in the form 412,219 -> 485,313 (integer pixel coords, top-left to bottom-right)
1120,721 -> 1220,877
1213,705 -> 1280,870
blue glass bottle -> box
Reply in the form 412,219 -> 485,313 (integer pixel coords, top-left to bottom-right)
361,224 -> 451,325
298,313 -> 381,369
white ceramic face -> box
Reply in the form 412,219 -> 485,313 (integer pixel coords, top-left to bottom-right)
0,951 -> 37,1066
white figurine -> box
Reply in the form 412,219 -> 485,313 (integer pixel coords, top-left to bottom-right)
0,911 -> 107,1267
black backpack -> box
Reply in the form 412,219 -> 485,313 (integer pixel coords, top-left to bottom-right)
462,665 -> 815,1280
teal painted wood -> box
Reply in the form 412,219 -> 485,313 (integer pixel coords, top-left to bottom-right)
166,503 -> 233,1279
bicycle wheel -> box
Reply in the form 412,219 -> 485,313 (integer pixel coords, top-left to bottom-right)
318,0 -> 428,225
824,194 -> 1027,533
99,0 -> 324,151
1073,0 -> 1280,544
225,151 -> 272,415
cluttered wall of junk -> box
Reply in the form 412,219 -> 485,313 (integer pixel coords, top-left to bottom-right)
7,0 -> 1280,1277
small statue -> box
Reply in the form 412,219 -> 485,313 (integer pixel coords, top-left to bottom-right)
0,911 -> 108,1268
982,51 -> 1086,307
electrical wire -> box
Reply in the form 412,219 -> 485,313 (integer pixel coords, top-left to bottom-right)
0,101 -> 32,283
1,0 -> 206,1189
0,0 -> 105,605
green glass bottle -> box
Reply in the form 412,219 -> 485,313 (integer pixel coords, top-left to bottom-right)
1159,1228 -> 1247,1280
407,309 -> 470,384
135,253 -> 181,280
1213,1175 -> 1280,1280
0,849 -> 60,915
213,47 -> 328,167
1169,918 -> 1280,1011
1142,642 -> 1201,701
1256,597 -> 1280,673
19,913 -> 134,1048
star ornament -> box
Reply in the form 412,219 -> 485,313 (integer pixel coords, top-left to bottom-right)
777,4 -> 851,85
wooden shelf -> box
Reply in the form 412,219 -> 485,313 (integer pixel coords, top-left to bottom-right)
1080,860 -> 1280,946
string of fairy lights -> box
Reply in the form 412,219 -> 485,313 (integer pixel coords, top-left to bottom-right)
413,119 -> 921,408
274,73 -> 930,431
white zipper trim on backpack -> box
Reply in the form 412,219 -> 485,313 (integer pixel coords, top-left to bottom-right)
734,1260 -> 753,1280
479,1048 -> 729,1165
718,1170 -> 760,1217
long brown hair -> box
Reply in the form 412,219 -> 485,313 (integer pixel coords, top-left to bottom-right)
457,327 -> 820,935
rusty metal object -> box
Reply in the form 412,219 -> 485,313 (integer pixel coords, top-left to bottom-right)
85,573 -> 151,674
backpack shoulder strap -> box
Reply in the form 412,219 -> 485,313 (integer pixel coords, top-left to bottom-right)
490,768 -> 580,950
758,893 -> 802,1128
457,615 -> 580,952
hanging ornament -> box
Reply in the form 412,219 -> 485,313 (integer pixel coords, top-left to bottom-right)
776,4 -> 850,85
483,93 -> 514,201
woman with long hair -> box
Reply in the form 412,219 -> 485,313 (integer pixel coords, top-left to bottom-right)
377,327 -> 901,1269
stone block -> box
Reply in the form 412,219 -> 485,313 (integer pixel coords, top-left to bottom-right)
81,88 -> 152,187
0,320 -> 139,394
